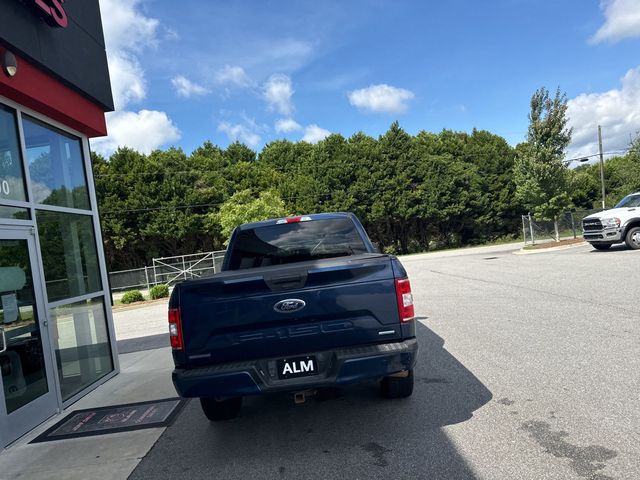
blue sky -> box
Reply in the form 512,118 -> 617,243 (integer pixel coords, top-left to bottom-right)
91,0 -> 640,160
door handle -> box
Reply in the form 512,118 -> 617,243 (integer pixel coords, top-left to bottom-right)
271,275 -> 304,285
0,328 -> 6,354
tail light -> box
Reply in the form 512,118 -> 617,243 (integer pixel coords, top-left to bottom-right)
168,307 -> 183,350
395,278 -> 415,322
276,216 -> 312,224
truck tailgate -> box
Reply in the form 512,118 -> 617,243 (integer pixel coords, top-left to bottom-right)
177,254 -> 401,367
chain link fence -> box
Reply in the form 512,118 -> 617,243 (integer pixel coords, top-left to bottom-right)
108,250 -> 227,292
108,267 -> 153,292
521,209 -> 601,245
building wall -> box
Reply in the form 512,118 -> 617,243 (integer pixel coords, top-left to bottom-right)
0,1 -> 114,445
0,0 -> 113,110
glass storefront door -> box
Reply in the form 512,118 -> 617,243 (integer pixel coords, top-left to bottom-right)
0,228 -> 58,448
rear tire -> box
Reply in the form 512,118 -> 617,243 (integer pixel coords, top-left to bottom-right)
592,243 -> 612,251
625,226 -> 640,250
200,396 -> 242,421
381,370 -> 414,398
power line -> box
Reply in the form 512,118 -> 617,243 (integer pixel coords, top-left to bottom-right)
101,202 -> 225,215
563,149 -> 629,164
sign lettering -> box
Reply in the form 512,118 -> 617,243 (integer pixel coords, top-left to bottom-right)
1,180 -> 10,196
24,0 -> 68,28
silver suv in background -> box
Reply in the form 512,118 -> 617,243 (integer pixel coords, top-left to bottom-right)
582,193 -> 640,250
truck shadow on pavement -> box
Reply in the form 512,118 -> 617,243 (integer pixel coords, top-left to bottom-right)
130,323 -> 492,480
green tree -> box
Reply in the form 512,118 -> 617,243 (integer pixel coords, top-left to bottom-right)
93,123 -> 550,270
514,87 -> 573,240
629,130 -> 640,158
369,122 -> 418,253
464,129 -> 519,241
569,166 -> 600,210
224,141 -> 256,163
412,131 -> 482,248
213,190 -> 288,242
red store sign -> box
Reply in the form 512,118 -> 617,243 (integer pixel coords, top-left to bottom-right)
26,0 -> 68,28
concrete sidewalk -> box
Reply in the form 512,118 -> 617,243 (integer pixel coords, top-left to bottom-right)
0,344 -> 176,479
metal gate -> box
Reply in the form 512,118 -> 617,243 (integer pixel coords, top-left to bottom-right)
152,251 -> 226,285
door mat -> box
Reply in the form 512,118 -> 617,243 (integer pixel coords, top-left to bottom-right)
30,398 -> 187,443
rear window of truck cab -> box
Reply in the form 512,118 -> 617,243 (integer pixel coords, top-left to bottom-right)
226,217 -> 369,270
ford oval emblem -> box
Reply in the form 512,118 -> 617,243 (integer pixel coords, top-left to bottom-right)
274,299 -> 306,313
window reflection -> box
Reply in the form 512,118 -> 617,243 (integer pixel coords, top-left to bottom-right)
0,105 -> 27,203
36,211 -> 102,302
0,205 -> 30,221
23,116 -> 90,210
49,298 -> 113,401
0,239 -> 49,413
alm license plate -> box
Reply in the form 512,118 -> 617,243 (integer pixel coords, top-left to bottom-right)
277,355 -> 318,380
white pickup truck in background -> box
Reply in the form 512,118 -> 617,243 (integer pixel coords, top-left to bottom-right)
582,192 -> 640,250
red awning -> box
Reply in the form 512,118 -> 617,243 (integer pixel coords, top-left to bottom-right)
0,48 -> 108,138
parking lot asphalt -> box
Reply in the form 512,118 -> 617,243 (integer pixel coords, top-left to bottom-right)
130,242 -> 639,480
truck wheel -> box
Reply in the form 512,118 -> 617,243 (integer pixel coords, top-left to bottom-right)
200,396 -> 242,421
381,370 -> 414,398
592,243 -> 612,251
625,227 -> 640,250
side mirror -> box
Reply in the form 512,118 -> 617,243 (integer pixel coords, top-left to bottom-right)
371,242 -> 380,253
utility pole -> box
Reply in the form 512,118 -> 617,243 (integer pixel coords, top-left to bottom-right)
598,125 -> 606,210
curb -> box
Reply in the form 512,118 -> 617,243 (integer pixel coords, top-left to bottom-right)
111,297 -> 169,312
513,241 -> 588,255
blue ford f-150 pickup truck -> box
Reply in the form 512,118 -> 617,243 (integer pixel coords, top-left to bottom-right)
169,212 -> 418,421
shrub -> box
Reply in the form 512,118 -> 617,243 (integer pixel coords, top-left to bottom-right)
383,244 -> 399,255
121,290 -> 144,304
150,284 -> 170,300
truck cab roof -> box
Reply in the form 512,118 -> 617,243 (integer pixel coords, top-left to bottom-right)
237,212 -> 358,231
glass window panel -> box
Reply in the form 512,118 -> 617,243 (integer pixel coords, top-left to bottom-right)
0,205 -> 30,220
23,115 -> 90,210
0,239 -> 49,413
0,105 -> 27,203
227,218 -> 368,270
49,297 -> 113,401
36,211 -> 102,302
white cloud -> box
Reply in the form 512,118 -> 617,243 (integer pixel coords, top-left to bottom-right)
91,110 -> 181,155
349,84 -> 415,114
94,0 -> 181,155
107,52 -> 146,110
235,39 -> 313,75
100,0 -> 159,109
171,75 -> 209,98
263,74 -> 294,115
302,124 -> 331,143
100,0 -> 159,53
591,0 -> 640,43
262,40 -> 313,70
275,118 -> 302,134
566,66 -> 640,158
218,121 -> 261,147
164,28 -> 180,42
215,65 -> 252,88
